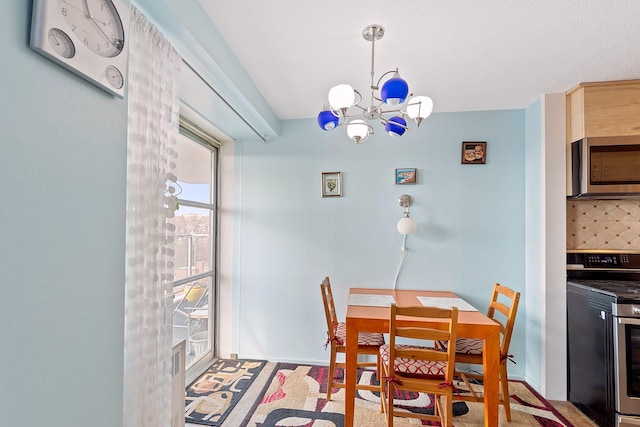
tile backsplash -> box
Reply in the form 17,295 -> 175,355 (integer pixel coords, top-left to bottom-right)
567,200 -> 640,250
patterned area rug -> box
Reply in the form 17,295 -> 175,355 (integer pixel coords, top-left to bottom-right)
185,359 -> 266,426
241,363 -> 576,426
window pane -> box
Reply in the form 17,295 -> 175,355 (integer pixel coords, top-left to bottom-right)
171,122 -> 218,376
172,277 -> 211,365
171,207 -> 211,279
175,133 -> 211,204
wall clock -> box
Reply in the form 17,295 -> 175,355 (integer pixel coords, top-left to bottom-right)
30,0 -> 130,98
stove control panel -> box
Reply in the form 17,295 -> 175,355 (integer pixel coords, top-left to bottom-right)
568,252 -> 640,270
613,303 -> 640,317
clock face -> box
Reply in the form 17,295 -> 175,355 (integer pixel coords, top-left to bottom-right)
105,65 -> 124,89
56,0 -> 125,58
47,28 -> 75,58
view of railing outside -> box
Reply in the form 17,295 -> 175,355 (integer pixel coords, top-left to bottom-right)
169,130 -> 216,370
171,213 -> 211,365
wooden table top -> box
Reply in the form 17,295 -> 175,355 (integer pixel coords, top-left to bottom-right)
346,287 -> 499,336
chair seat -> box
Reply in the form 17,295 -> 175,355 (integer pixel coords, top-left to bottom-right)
335,322 -> 385,346
439,338 -> 484,355
380,344 -> 447,376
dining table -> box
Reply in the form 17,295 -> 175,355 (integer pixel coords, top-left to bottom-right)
344,287 -> 502,427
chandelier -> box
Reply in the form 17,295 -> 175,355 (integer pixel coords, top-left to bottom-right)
317,24 -> 434,144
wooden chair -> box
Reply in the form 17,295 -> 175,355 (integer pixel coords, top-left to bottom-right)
380,304 -> 459,427
439,283 -> 521,421
320,277 -> 385,401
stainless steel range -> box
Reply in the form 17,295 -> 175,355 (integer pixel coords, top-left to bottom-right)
567,250 -> 640,427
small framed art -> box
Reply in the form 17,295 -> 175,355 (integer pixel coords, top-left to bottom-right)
461,141 -> 487,164
321,172 -> 342,197
395,168 -> 417,184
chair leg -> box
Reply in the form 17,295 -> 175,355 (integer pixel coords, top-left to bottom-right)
380,379 -> 385,413
379,364 -> 386,414
376,353 -> 381,384
376,354 -> 383,410
500,361 -> 512,421
387,383 -> 394,427
446,390 -> 453,427
327,348 -> 337,401
444,392 -> 453,427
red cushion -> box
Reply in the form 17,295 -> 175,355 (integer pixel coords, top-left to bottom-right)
439,338 -> 484,355
334,322 -> 385,346
380,344 -> 447,376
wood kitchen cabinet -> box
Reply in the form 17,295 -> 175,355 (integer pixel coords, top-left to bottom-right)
566,79 -> 640,143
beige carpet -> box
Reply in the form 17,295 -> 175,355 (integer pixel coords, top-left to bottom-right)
239,363 -> 580,426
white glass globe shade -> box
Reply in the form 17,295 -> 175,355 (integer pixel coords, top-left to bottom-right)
328,84 -> 356,111
397,217 -> 417,235
346,120 -> 370,144
406,96 -> 434,119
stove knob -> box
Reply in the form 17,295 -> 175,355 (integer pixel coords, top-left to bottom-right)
634,306 -> 640,315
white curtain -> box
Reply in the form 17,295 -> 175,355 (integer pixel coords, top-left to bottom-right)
123,7 -> 181,427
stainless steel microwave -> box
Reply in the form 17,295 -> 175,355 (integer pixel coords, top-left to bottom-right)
570,136 -> 640,198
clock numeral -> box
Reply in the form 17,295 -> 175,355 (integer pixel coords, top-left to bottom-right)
61,7 -> 68,17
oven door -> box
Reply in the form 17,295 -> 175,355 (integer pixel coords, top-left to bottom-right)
615,316 -> 640,415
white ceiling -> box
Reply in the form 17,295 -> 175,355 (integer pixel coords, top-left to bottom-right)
198,0 -> 640,120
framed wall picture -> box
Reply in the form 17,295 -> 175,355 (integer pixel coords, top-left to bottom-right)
461,141 -> 487,164
321,172 -> 342,197
395,168 -> 417,184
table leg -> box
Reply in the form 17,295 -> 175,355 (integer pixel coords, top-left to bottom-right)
345,320 -> 357,427
483,328 -> 500,426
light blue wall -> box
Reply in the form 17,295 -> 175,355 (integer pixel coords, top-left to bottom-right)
234,110 -> 528,378
524,97 -> 543,388
1,1 -> 127,426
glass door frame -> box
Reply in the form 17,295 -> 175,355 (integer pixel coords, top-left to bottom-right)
176,119 -> 220,384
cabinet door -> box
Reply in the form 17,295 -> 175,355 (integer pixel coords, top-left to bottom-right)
567,80 -> 640,142
583,83 -> 640,138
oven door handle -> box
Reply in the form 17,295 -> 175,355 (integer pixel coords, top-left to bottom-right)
617,317 -> 640,326
619,415 -> 640,426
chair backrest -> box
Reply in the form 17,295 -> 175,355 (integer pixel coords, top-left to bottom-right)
320,277 -> 339,342
487,283 -> 521,356
387,304 -> 459,381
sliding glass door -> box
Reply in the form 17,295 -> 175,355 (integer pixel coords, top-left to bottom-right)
170,123 -> 219,382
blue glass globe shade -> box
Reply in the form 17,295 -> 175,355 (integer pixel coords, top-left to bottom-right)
317,110 -> 339,131
385,116 -> 407,137
381,77 -> 409,105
